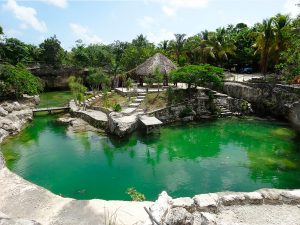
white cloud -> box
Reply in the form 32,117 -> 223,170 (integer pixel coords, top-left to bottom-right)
150,0 -> 210,16
41,0 -> 68,8
284,0 -> 300,18
138,16 -> 155,30
3,0 -> 47,32
147,28 -> 174,44
70,23 -> 103,44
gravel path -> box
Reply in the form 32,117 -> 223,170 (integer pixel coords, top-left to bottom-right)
216,204 -> 300,225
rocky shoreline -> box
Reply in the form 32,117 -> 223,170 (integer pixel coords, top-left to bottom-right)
0,95 -> 39,143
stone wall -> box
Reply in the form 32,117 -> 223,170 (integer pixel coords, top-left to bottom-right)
144,189 -> 300,225
218,82 -> 300,130
148,90 -> 252,123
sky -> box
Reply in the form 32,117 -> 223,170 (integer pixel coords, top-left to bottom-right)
0,0 -> 299,49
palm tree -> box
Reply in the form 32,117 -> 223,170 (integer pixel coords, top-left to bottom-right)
158,40 -> 169,53
196,28 -> 236,66
173,33 -> 186,64
253,18 -> 275,75
273,14 -> 291,64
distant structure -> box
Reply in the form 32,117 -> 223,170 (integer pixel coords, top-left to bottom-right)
128,53 -> 177,86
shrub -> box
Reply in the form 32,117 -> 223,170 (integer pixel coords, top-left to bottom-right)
126,188 -> 146,201
112,103 -> 122,112
0,64 -> 43,98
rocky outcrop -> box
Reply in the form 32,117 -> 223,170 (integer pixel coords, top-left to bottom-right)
69,100 -> 108,130
108,112 -> 139,137
31,67 -> 87,91
57,114 -> 101,133
221,82 -> 300,118
0,96 -> 39,143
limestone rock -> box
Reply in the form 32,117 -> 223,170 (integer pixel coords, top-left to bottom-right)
172,197 -> 195,211
281,190 -> 300,204
220,193 -> 246,206
1,103 -> 14,113
67,118 -> 99,133
0,118 -> 19,133
108,112 -> 138,137
144,191 -> 172,225
12,110 -> 33,121
12,102 -> 22,111
164,207 -> 193,225
0,128 -> 9,143
258,189 -> 283,204
57,115 -> 76,124
199,212 -> 216,225
244,192 -> 263,204
0,149 -> 5,169
0,107 -> 8,117
193,193 -> 219,213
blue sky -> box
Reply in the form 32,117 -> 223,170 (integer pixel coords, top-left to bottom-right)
0,0 -> 299,49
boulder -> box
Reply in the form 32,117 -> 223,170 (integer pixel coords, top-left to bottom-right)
12,102 -> 22,111
0,118 -> 19,133
193,193 -> 219,213
144,191 -> 172,225
0,107 -> 8,117
57,115 -> 76,124
258,189 -> 283,204
172,197 -> 195,211
1,103 -> 14,113
108,112 -> 138,137
164,207 -> 193,225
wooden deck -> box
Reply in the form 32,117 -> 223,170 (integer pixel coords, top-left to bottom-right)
33,106 -> 70,113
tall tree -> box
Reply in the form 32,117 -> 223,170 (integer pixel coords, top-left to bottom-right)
39,35 -> 64,68
2,38 -> 29,65
253,18 -> 275,74
273,14 -> 291,65
172,33 -> 186,65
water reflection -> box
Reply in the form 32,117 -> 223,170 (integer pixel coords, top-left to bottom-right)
1,116 -> 300,200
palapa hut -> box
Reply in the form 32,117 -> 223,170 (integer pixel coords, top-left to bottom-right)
129,53 -> 177,86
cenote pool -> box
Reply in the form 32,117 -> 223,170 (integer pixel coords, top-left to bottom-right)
1,114 -> 300,201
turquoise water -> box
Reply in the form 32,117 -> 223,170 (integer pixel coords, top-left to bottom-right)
1,115 -> 300,201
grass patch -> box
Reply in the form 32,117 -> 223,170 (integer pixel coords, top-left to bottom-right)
92,92 -> 128,109
140,92 -> 167,112
140,89 -> 190,112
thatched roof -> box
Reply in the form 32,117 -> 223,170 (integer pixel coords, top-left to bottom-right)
129,53 -> 177,76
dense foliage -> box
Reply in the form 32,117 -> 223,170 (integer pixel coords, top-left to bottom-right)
170,64 -> 224,90
1,12 -> 300,84
0,64 -> 43,98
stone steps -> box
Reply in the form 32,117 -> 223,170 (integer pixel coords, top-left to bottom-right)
128,103 -> 140,108
134,99 -> 144,103
122,108 -> 136,115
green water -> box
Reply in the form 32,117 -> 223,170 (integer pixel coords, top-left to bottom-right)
38,91 -> 73,108
1,115 -> 300,201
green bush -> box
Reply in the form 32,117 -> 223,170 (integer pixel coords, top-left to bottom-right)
112,103 -> 122,112
0,64 -> 43,98
126,188 -> 146,201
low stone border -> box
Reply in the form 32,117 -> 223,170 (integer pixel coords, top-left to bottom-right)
144,189 -> 300,225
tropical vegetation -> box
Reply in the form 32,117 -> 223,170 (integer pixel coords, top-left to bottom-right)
0,12 -> 300,98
